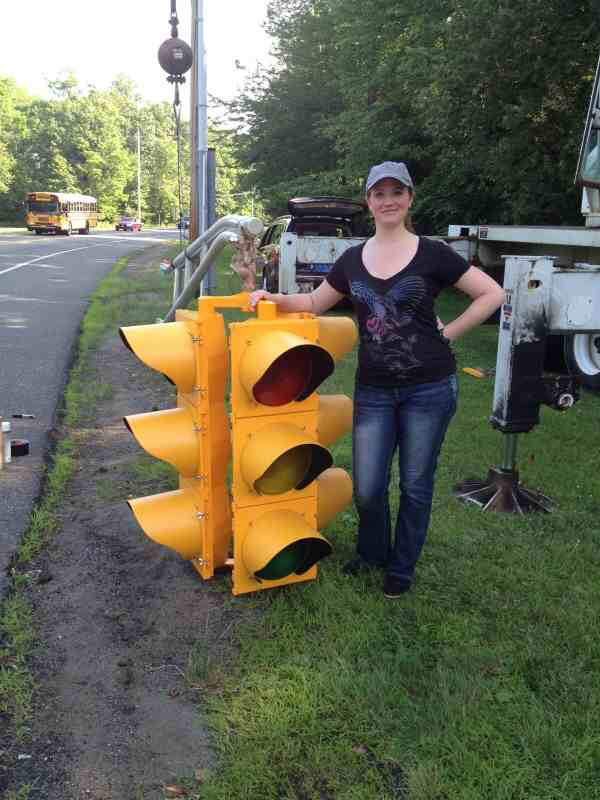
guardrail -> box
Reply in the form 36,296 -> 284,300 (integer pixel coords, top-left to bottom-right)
163,214 -> 264,322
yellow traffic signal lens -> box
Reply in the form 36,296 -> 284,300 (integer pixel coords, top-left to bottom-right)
240,423 -> 333,497
254,445 -> 312,494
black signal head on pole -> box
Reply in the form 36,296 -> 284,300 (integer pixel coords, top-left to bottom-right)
158,37 -> 193,81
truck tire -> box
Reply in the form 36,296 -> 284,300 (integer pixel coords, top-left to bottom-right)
565,333 -> 600,392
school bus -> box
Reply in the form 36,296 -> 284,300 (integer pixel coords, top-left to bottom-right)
25,191 -> 98,235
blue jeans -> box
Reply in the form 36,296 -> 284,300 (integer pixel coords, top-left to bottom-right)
352,375 -> 458,584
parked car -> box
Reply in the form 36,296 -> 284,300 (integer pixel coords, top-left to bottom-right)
258,196 -> 370,294
115,216 -> 142,232
177,215 -> 190,230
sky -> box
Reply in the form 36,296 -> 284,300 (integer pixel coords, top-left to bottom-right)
0,1 -> 273,116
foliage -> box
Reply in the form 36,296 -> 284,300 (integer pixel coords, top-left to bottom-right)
232,0 -> 600,231
0,74 -> 251,225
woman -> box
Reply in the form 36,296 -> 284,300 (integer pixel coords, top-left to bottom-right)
250,161 -> 505,598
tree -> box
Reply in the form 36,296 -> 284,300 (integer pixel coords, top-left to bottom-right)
0,77 -> 29,219
416,0 -> 600,230
231,0 -> 343,200
230,0 -> 600,231
139,101 -> 189,224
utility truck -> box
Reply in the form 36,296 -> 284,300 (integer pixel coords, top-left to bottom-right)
446,55 -> 600,392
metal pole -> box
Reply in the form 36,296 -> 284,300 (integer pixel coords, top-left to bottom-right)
137,127 -> 142,222
189,2 -> 197,240
500,433 -> 519,472
201,147 -> 217,294
190,0 -> 207,244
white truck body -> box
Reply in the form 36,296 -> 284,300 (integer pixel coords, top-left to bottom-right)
278,232 -> 365,294
445,226 -> 600,393
447,224 -> 600,270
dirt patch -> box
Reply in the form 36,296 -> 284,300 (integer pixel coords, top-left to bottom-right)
2,248 -> 238,800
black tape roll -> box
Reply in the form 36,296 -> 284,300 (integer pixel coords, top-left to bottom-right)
11,439 -> 30,457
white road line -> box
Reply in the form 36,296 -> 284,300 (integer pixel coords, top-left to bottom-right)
0,293 -> 85,305
0,244 -> 111,277
0,254 -> 39,259
0,236 -> 169,277
84,234 -> 171,243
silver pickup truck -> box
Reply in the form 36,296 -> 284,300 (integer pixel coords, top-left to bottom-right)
259,196 -> 369,294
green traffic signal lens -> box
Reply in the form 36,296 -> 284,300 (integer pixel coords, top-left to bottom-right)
255,540 -> 311,580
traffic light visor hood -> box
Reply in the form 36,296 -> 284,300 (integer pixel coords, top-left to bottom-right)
242,509 -> 332,580
119,321 -> 196,393
255,538 -> 330,580
241,421 -> 333,495
240,332 -> 334,406
127,490 -> 203,559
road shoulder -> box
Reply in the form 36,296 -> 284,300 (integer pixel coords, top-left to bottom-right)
1,247 -> 232,800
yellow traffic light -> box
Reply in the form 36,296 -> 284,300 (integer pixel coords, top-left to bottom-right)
229,300 -> 357,595
119,307 -> 231,579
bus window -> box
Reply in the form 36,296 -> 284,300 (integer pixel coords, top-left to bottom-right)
28,199 -> 59,213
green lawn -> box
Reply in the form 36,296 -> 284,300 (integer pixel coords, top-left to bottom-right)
197,267 -> 600,799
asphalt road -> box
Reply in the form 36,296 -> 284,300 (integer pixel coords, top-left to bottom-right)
0,228 -> 183,599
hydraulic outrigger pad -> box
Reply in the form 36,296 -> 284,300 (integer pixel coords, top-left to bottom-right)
453,432 -> 553,514
453,466 -> 553,514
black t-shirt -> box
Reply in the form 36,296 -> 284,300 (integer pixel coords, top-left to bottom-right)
326,236 -> 470,387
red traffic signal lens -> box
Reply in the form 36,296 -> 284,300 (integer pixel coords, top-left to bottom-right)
253,347 -> 313,406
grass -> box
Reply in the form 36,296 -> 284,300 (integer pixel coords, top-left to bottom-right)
1,245 -> 598,798
0,592 -> 35,739
193,279 -> 600,799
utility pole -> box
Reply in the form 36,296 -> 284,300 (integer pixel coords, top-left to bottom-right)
137,127 -> 142,222
189,0 -> 207,244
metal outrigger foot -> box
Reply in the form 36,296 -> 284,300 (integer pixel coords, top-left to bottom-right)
453,434 -> 554,514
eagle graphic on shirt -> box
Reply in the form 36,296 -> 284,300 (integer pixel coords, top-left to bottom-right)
349,276 -> 427,376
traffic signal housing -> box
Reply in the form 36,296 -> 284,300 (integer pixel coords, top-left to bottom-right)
119,306 -> 231,579
229,300 -> 357,595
